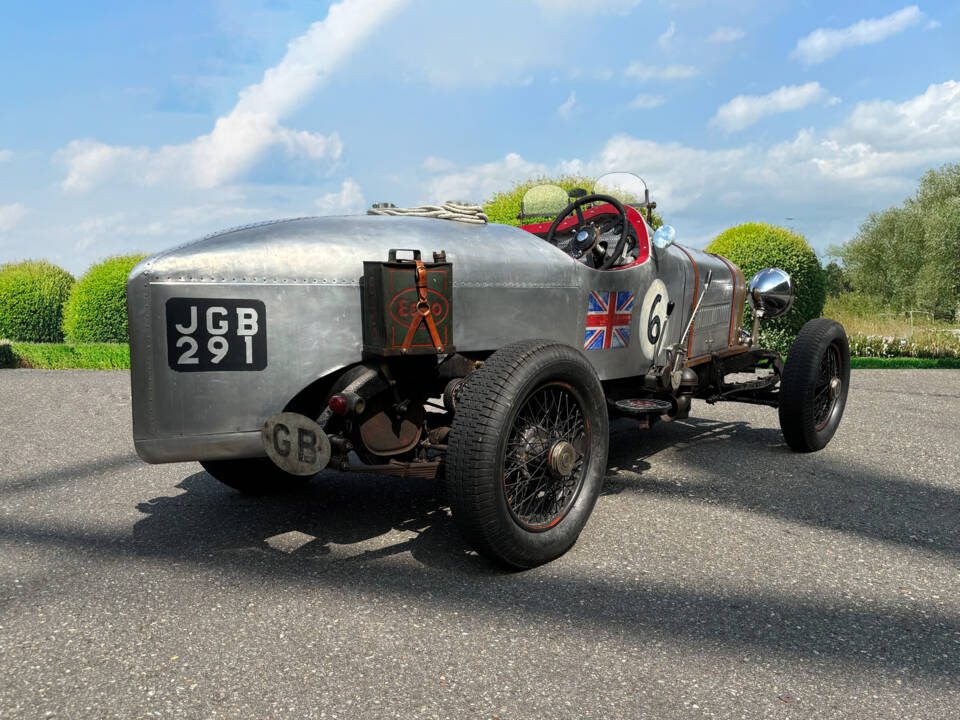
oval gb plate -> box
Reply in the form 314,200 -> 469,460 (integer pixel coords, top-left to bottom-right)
262,412 -> 331,476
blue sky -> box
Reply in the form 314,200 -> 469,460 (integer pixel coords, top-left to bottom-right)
1,0 -> 958,273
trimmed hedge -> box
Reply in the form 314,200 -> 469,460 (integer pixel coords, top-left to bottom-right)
62,254 -> 146,343
484,175 -> 664,229
707,223 -> 826,342
0,260 -> 75,342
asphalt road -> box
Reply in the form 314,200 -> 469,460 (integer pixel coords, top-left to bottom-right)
1,369 -> 959,719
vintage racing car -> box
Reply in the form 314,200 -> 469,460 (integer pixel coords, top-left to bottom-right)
127,173 -> 850,568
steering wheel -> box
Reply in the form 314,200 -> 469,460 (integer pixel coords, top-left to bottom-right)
544,193 -> 629,270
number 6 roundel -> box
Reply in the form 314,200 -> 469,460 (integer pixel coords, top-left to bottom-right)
639,279 -> 669,361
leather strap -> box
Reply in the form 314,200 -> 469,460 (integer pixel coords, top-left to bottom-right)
400,260 -> 444,353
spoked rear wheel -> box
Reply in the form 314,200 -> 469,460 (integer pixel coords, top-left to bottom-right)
503,382 -> 588,531
447,341 -> 609,569
779,319 -> 850,452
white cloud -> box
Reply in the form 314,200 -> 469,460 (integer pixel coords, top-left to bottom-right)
72,213 -> 129,252
926,19 -> 941,30
533,0 -> 641,15
629,94 -> 667,110
0,203 -> 28,232
0,150 -> 11,163
427,153 -> 552,204
67,204 -> 269,252
625,63 -> 699,81
831,80 -> 960,151
657,21 -> 676,49
57,0 -> 408,193
424,81 -> 960,251
791,5 -> 925,65
557,91 -> 577,117
315,179 -> 366,215
711,82 -> 839,132
709,26 -> 745,43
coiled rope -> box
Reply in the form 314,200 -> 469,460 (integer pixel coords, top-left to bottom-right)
366,201 -> 488,225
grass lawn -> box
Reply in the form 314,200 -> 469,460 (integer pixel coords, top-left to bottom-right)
849,357 -> 960,369
2,340 -> 959,372
1,341 -> 130,369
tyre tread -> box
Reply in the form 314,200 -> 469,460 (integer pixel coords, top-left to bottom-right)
447,340 -> 606,568
778,318 -> 849,452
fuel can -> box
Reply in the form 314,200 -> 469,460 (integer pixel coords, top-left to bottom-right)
361,248 -> 454,356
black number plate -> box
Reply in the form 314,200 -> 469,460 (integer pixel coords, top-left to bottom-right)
166,298 -> 267,372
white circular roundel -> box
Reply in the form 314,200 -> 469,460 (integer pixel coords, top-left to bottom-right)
639,279 -> 670,361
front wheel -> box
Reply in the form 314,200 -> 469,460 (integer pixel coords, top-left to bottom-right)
447,340 -> 609,569
778,319 -> 850,452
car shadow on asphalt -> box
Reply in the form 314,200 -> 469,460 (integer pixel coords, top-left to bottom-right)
132,468 -> 493,574
131,414 -> 959,573
120,421 -> 960,682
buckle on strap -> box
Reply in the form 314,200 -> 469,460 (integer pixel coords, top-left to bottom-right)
400,260 -> 444,354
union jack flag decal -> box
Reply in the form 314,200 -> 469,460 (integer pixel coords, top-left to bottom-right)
584,290 -> 634,350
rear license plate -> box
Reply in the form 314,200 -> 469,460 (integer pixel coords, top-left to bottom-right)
166,298 -> 267,372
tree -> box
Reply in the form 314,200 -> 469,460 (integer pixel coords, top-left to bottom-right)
836,163 -> 960,319
823,261 -> 851,297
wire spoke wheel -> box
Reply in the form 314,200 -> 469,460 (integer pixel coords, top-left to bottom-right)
779,319 -> 850,453
502,383 -> 588,531
813,343 -> 841,430
447,341 -> 609,569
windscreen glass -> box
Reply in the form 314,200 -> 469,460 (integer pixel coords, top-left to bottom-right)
520,184 -> 569,219
592,172 -> 647,208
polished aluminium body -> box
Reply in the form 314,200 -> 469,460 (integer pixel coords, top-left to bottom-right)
127,214 -> 743,465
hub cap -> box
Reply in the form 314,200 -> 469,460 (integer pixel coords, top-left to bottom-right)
829,376 -> 842,400
502,383 -> 588,531
548,440 -> 577,477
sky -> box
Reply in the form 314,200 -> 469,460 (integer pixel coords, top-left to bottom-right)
1,0 -> 959,273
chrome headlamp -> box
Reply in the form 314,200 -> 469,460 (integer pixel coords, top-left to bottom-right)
747,267 -> 795,319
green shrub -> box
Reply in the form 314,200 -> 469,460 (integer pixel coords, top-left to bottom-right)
484,175 -> 663,229
753,327 -> 795,357
707,223 -> 826,341
0,260 -> 75,342
62,254 -> 146,343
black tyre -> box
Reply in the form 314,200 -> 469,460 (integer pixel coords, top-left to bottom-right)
447,340 -> 609,569
778,319 -> 850,452
200,458 -> 311,495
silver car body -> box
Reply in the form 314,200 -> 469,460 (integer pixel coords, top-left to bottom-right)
127,215 -> 744,464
